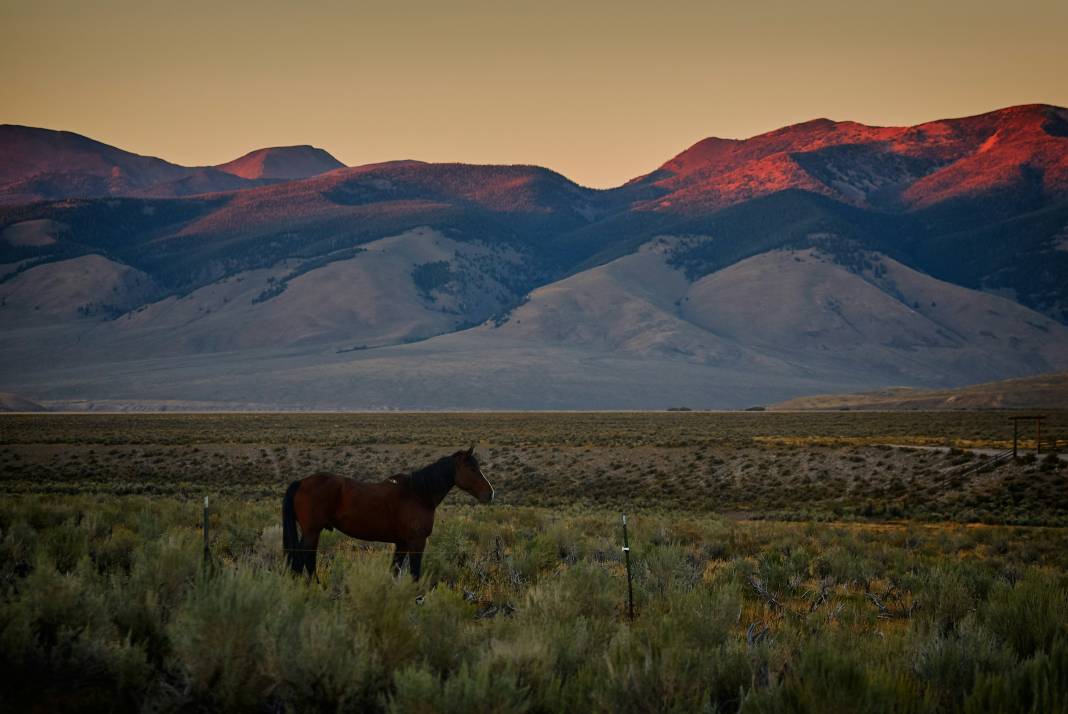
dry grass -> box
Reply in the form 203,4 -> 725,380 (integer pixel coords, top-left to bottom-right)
2,412 -> 1065,525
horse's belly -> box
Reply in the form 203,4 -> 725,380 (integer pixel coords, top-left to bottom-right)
335,520 -> 396,543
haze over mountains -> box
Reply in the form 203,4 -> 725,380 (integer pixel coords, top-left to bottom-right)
2,104 -> 1067,409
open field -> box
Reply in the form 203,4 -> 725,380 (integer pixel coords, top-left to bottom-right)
2,412 -> 1067,712
2,496 -> 1067,712
2,412 -> 1066,524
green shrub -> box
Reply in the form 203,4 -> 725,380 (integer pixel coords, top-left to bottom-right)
414,585 -> 477,674
637,543 -> 700,599
964,640 -> 1068,714
40,518 -> 88,573
523,562 -> 620,622
916,566 -> 978,634
0,560 -> 150,707
2,493 -> 1068,712
334,554 -> 422,671
913,617 -> 1015,707
740,636 -> 932,714
168,569 -> 279,710
388,660 -> 530,714
595,626 -> 713,713
263,592 -> 381,712
980,572 -> 1068,658
0,519 -> 38,575
93,524 -> 138,573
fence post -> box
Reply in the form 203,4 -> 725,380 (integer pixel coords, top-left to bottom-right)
622,513 -> 634,621
202,496 -> 210,574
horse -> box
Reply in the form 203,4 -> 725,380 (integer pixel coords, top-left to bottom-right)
281,445 -> 493,579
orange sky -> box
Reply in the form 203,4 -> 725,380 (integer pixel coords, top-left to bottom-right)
2,0 -> 1067,188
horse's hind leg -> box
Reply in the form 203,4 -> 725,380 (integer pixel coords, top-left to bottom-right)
301,527 -> 322,579
408,549 -> 425,580
394,539 -> 426,580
391,545 -> 409,579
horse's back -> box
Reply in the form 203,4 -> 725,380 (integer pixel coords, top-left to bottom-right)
295,473 -> 408,542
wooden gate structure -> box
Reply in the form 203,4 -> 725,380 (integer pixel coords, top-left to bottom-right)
1009,415 -> 1046,458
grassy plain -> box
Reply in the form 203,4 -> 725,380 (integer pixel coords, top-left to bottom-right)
2,411 -> 1066,523
1,412 -> 1067,712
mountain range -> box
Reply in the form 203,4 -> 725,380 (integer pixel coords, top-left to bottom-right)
1,104 -> 1067,409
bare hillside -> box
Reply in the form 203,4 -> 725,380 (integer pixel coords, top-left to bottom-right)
487,244 -> 1068,387
769,371 -> 1068,410
0,392 -> 47,412
104,228 -> 528,354
0,255 -> 160,324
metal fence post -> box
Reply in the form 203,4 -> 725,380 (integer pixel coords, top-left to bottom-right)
203,496 -> 210,574
622,513 -> 634,621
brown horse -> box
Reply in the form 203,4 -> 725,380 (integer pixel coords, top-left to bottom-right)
282,445 -> 493,579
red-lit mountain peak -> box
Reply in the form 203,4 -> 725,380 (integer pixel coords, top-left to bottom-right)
215,145 -> 345,181
635,104 -> 1068,213
900,104 -> 1068,207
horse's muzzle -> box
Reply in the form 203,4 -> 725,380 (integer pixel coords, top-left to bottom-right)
480,489 -> 495,504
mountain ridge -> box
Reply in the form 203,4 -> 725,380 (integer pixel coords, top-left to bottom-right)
0,125 -> 347,202
2,104 -> 1067,409
628,103 -> 1068,214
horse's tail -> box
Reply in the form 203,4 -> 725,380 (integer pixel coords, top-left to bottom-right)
282,480 -> 304,573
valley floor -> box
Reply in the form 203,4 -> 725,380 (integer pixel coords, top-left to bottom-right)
2,412 -> 1067,712
3,411 -> 1066,524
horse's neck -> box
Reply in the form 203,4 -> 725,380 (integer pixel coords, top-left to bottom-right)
410,459 -> 455,506
424,480 -> 453,507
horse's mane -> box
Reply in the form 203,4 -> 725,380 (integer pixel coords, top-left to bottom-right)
404,455 -> 456,502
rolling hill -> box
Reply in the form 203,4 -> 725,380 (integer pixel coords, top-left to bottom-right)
768,371 -> 1068,411
1,105 -> 1067,409
0,392 -> 47,412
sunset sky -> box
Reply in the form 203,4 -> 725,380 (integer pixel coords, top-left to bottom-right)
3,0 -> 1066,188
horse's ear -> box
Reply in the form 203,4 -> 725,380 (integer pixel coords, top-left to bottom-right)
467,442 -> 475,456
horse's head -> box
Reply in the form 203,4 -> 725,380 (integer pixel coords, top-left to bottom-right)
454,444 -> 494,503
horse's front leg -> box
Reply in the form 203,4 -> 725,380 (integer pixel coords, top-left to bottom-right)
393,538 -> 427,580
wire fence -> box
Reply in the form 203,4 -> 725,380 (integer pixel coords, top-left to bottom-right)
199,497 -> 641,616
198,425 -> 1064,614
